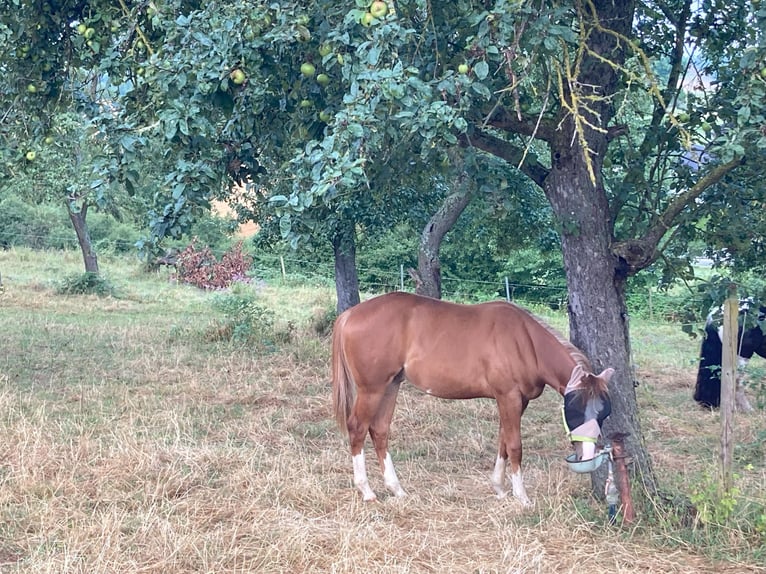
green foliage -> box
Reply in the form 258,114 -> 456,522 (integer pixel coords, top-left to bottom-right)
207,287 -> 288,347
499,249 -> 567,307
55,272 -> 116,297
690,471 -> 740,525
356,224 -> 418,290
3,0 -> 766,319
686,470 -> 766,548
0,194 -> 143,252
0,195 -> 70,249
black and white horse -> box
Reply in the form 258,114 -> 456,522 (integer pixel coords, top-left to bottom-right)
694,303 -> 766,410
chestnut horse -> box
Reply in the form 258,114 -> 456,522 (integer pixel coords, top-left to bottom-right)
332,292 -> 613,505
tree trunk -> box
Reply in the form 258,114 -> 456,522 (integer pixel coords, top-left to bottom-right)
332,218 -> 361,313
545,145 -> 655,497
542,0 -> 656,498
416,173 -> 474,299
67,202 -> 99,274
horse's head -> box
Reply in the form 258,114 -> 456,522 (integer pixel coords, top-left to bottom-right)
563,367 -> 613,461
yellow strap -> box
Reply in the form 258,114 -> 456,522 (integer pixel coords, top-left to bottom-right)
561,405 -> 599,443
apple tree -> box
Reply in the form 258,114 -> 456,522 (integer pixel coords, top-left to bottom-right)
247,0 -> 766,497
0,0 -> 178,273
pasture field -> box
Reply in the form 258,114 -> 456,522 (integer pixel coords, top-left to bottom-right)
0,248 -> 764,573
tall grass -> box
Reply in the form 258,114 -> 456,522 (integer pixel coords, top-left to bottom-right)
0,247 -> 764,573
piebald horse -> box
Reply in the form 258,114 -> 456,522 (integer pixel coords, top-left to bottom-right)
331,292 -> 613,505
694,304 -> 766,411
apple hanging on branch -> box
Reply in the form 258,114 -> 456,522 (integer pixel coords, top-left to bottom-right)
230,68 -> 247,85
300,62 -> 316,77
370,1 -> 388,18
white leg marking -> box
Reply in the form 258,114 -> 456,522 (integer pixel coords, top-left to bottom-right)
510,469 -> 531,507
491,455 -> 508,498
352,452 -> 377,501
382,452 -> 406,497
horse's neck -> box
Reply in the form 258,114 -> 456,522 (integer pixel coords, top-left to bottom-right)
533,336 -> 581,395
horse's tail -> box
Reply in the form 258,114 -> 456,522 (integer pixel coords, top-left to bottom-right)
331,311 -> 355,435
694,318 -> 723,408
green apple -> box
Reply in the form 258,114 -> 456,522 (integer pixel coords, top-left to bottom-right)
300,99 -> 313,108
230,69 -> 247,85
25,151 -> 36,161
458,63 -> 469,74
319,110 -> 332,122
76,23 -> 87,35
370,1 -> 388,18
319,44 -> 332,57
360,12 -> 375,26
760,67 -> 766,79
316,73 -> 330,87
44,136 -> 54,145
300,62 -> 316,77
84,27 -> 96,39
297,26 -> 311,42
26,83 -> 37,93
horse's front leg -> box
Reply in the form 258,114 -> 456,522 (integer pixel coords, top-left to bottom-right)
494,394 -> 531,506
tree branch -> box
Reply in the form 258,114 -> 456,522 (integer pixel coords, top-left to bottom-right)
459,129 -> 550,188
483,106 -> 557,143
612,156 -> 745,273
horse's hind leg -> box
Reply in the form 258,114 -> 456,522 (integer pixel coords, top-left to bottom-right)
347,392 -> 381,501
369,381 -> 406,498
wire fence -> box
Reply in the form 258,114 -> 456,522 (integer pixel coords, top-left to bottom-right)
1,229 -> 710,328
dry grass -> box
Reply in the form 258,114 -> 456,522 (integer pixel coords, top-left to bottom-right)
0,248 -> 764,573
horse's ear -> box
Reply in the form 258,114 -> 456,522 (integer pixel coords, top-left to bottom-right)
597,368 -> 615,382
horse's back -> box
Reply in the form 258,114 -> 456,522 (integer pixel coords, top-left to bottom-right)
335,293 -> 549,398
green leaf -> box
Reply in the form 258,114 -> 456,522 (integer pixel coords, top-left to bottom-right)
474,60 -> 489,80
279,213 -> 292,238
471,82 -> 492,100
367,46 -> 381,66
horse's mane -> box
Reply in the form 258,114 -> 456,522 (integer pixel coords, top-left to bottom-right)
508,302 -> 592,371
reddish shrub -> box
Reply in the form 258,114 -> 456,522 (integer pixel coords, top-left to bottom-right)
175,240 -> 253,290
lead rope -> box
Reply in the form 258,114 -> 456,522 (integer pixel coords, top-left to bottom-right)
739,309 -> 747,358
603,443 -> 619,524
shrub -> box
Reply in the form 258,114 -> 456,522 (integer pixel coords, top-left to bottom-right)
206,287 -> 281,346
310,304 -> 337,336
56,272 -> 117,297
175,240 -> 253,290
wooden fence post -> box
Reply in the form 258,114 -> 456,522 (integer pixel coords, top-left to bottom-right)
720,285 -> 738,492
